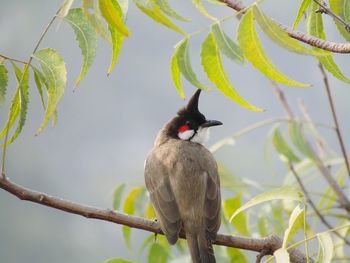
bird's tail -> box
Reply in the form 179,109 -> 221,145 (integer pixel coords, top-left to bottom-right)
186,231 -> 216,263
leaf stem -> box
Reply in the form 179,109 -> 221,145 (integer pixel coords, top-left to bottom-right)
0,54 -> 28,65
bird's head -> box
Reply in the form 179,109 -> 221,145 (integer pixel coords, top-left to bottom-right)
167,89 -> 222,145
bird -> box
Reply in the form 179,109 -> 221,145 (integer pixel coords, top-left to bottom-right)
144,89 -> 222,263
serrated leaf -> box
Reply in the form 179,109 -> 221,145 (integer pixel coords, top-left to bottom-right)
201,32 -> 263,111
229,186 -> 303,222
272,128 -> 301,163
99,0 -> 130,37
316,232 -> 334,263
176,38 -> 211,91
282,205 -> 305,248
32,67 -> 46,109
253,5 -> 324,56
329,0 -> 350,42
211,24 -> 244,64
293,0 -> 311,29
226,247 -> 248,263
113,183 -> 125,210
122,186 -> 144,249
0,88 -> 20,138
107,25 -> 124,75
170,47 -> 185,99
7,63 -> 29,143
223,195 -> 249,236
307,2 -> 350,83
274,248 -> 290,263
192,0 -> 216,20
0,64 -> 8,104
32,48 -> 67,135
237,9 -> 310,87
156,0 -> 190,22
65,8 -> 98,89
136,3 -> 185,35
148,243 -> 169,263
104,258 -> 133,263
288,122 -> 315,160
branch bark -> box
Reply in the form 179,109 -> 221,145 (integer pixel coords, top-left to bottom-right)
219,0 -> 350,53
0,177 -> 312,263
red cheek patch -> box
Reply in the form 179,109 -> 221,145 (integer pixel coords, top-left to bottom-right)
178,124 -> 189,133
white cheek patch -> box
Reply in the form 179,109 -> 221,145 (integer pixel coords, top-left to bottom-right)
178,130 -> 195,141
191,127 -> 210,145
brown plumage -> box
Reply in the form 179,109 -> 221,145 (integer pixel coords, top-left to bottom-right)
144,90 -> 221,263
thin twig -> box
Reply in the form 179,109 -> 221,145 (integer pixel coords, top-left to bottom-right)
0,177 -> 313,263
270,81 -> 294,119
318,63 -> 350,183
0,54 -> 28,65
289,163 -> 350,246
219,0 -> 350,53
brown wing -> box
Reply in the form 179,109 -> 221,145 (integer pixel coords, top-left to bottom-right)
144,151 -> 182,244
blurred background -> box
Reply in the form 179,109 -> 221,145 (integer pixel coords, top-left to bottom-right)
0,0 -> 349,262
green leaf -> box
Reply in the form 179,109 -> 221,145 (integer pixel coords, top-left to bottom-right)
274,248 -> 290,263
0,88 -> 20,138
104,258 -> 133,263
288,122 -> 315,160
253,5 -> 323,56
226,247 -> 248,263
113,183 -> 125,210
65,8 -> 98,89
329,0 -> 350,42
170,47 -> 185,99
156,0 -> 190,22
32,48 -> 67,135
117,0 -> 128,14
176,38 -> 211,91
122,186 -> 145,249
0,64 -> 8,104
257,216 -> 268,236
282,205 -> 305,248
32,67 -> 46,109
148,243 -> 170,263
316,232 -> 334,263
192,0 -> 216,20
145,202 -> 156,219
307,2 -> 350,83
201,32 -> 263,112
136,3 -> 185,35
107,25 -> 124,75
229,186 -> 303,222
99,0 -> 130,37
293,0 -> 311,29
211,24 -> 244,64
58,0 -> 74,18
237,8 -> 310,88
272,128 -> 301,163
7,63 -> 29,143
223,195 -> 249,236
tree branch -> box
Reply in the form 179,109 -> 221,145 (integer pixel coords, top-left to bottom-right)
0,177 -> 312,263
219,0 -> 350,53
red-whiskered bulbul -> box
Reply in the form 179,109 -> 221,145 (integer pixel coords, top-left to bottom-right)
144,89 -> 222,263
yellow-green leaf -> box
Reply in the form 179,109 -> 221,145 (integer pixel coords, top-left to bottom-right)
274,248 -> 290,263
145,202 -> 156,219
107,25 -> 124,75
0,88 -> 20,138
211,24 -> 244,64
58,0 -> 74,18
104,258 -> 133,263
176,38 -> 211,91
253,5 -> 324,56
288,121 -> 315,160
113,183 -> 125,210
226,247 -> 248,263
272,128 -> 301,163
317,232 -> 334,263
293,0 -> 311,29
136,3 -> 185,35
201,32 -> 263,111
65,8 -> 98,89
229,186 -> 303,222
282,205 -> 305,248
192,0 -> 216,20
171,43 -> 185,99
156,0 -> 190,22
223,195 -> 250,236
307,2 -> 350,83
99,0 -> 130,37
148,243 -> 170,263
32,48 -> 67,135
32,67 -> 46,109
329,0 -> 350,42
237,9 -> 310,87
0,64 -> 8,104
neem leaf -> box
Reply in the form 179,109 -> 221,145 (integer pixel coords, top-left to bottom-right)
307,2 -> 350,83
99,0 -> 130,37
329,0 -> 350,42
288,121 -> 316,160
272,128 -> 301,163
237,8 -> 310,87
65,8 -> 98,89
211,24 -> 244,64
104,258 -> 133,263
0,64 -> 8,104
282,205 -> 305,248
192,0 -> 216,20
176,38 -> 211,91
226,247 -> 248,263
170,46 -> 185,99
293,0 -> 311,29
253,5 -> 324,56
201,32 -> 263,111
316,232 -> 334,263
148,243 -> 170,263
32,48 -> 67,135
156,0 -> 190,22
274,248 -> 290,263
135,3 -> 185,35
32,67 -> 46,109
107,25 -> 124,75
229,186 -> 303,222
223,195 -> 250,236
113,183 -> 125,210
58,0 -> 74,18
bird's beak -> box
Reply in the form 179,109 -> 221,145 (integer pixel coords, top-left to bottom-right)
201,120 -> 223,128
